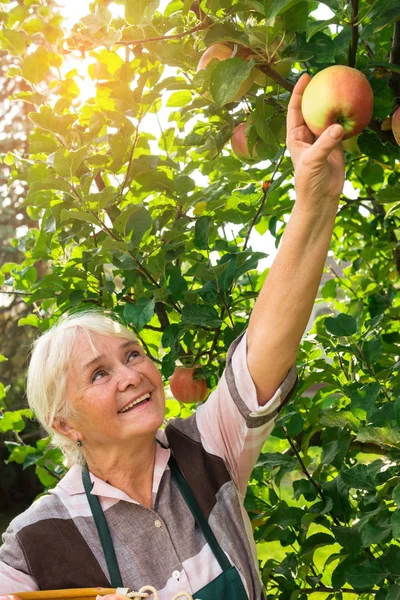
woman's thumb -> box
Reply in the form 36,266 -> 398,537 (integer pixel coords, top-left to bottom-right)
308,124 -> 344,163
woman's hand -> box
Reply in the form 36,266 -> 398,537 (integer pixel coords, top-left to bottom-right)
0,596 -> 22,600
286,72 -> 346,213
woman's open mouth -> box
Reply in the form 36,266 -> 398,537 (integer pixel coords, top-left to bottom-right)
118,393 -> 151,414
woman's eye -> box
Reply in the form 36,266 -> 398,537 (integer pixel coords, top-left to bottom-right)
91,370 -> 106,383
128,350 -> 141,361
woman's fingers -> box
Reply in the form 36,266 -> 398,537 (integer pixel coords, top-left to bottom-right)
287,73 -> 311,134
301,125 -> 344,166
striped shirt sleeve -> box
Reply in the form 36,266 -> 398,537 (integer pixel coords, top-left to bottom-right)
195,329 -> 298,498
0,524 -> 39,592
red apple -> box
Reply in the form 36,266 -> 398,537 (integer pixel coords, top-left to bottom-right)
301,65 -> 374,140
392,106 -> 400,145
196,43 -> 254,102
231,123 -> 260,162
169,366 -> 209,404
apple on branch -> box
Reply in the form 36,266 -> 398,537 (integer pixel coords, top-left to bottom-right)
169,366 -> 210,403
231,122 -> 260,162
392,106 -> 400,145
301,65 -> 374,140
196,43 -> 254,102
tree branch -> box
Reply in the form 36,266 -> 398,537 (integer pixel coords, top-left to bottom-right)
258,64 -> 294,92
348,0 -> 359,68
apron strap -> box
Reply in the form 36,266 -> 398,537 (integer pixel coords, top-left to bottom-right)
168,454 -> 231,572
82,464 -> 124,587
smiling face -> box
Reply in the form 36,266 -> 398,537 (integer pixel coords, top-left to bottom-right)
54,330 -> 166,450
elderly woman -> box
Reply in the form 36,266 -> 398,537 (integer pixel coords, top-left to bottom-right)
0,74 -> 345,599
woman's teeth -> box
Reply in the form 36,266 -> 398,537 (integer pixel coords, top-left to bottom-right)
118,393 -> 151,413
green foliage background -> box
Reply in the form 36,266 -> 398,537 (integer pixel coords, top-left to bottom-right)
0,0 -> 400,597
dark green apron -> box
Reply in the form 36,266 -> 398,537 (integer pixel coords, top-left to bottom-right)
82,454 -> 248,600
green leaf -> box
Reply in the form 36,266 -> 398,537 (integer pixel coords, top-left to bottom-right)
293,479 -> 318,502
181,305 -> 222,328
166,91 -> 193,107
256,453 -> 297,473
324,313 -> 357,337
320,410 -> 361,430
253,98 -> 276,144
265,0 -> 303,20
18,314 -> 40,328
125,0 -> 160,24
21,46 -> 50,84
210,58 -> 255,106
167,268 -> 188,301
362,336 -> 383,364
355,427 -> 400,448
347,560 -> 389,589
60,210 -> 99,226
391,509 -> 400,538
0,30 -> 26,55
6,444 -> 37,464
377,187 -> 400,203
341,464 -> 376,491
28,107 -> 77,136
361,520 -> 391,547
126,206 -> 153,247
194,216 -> 212,250
393,484 -> 400,507
386,585 -> 400,600
301,533 -> 335,555
53,147 -> 87,178
333,526 -> 362,555
0,410 -> 33,433
123,298 -> 155,332
306,17 -> 338,42
346,382 -> 382,419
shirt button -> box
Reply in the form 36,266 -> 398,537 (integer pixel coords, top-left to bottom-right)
154,519 -> 162,528
172,570 -> 180,580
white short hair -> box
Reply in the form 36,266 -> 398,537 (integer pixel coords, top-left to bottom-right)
26,310 -> 138,467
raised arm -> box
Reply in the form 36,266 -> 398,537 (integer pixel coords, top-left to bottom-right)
247,73 -> 346,405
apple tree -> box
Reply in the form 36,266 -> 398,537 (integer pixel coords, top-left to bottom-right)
0,0 -> 400,597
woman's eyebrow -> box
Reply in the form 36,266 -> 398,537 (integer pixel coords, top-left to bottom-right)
82,340 -> 139,372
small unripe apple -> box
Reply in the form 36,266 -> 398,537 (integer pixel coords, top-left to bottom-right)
231,123 -> 260,162
237,40 -> 292,87
301,65 -> 374,140
381,116 -> 392,131
196,43 -> 254,102
169,366 -> 209,403
342,135 -> 361,155
392,107 -> 400,145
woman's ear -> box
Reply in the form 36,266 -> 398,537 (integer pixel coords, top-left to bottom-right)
52,418 -> 78,441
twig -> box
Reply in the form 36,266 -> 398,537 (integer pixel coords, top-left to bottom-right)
115,20 -> 213,47
0,289 -> 33,295
120,115 -> 142,199
300,587 -> 375,595
283,428 -> 329,508
243,149 -> 286,251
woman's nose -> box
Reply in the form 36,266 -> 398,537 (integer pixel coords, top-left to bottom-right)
117,363 -> 143,391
